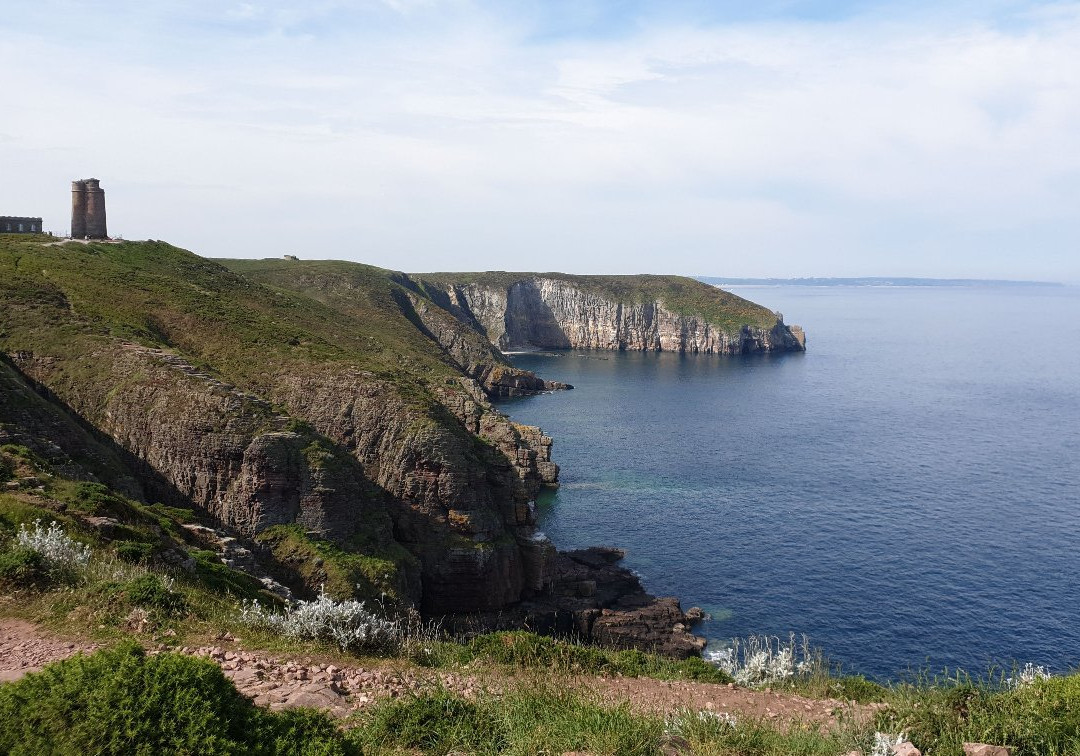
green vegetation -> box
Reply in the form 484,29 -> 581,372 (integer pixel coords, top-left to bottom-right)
354,686 -> 662,755
0,236 -> 469,416
255,523 -> 418,605
878,672 -> 1080,755
7,642 -> 1080,756
189,549 -> 271,601
415,630 -> 733,684
114,574 -> 188,617
0,546 -> 48,587
1,494 -> 1078,755
0,643 -> 354,755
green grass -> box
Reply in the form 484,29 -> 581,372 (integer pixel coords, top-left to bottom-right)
876,671 -> 1080,756
350,685 -> 664,756
415,630 -> 734,684
255,523 -> 419,606
113,574 -> 188,617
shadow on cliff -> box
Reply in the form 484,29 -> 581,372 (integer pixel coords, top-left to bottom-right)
0,352 -> 192,507
503,280 -> 572,350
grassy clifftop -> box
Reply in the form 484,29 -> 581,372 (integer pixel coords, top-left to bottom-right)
419,270 -> 782,334
0,237 -> 460,392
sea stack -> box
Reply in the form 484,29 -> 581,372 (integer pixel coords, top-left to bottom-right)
71,178 -> 107,239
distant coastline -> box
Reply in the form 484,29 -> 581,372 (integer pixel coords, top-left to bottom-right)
698,276 -> 1064,288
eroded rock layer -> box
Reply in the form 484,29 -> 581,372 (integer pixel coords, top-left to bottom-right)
418,274 -> 806,354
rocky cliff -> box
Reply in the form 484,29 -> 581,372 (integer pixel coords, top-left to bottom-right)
1,239 -> 803,652
416,273 -> 806,354
0,240 -> 561,614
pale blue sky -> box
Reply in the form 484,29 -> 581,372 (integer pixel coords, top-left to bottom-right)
2,1 -> 1078,280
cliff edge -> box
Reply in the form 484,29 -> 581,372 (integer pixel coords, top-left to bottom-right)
2,238 -> 804,653
415,272 -> 806,355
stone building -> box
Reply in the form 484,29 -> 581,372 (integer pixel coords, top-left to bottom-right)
0,217 -> 43,233
71,178 -> 107,239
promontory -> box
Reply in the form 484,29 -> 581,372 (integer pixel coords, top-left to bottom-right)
0,236 -> 804,651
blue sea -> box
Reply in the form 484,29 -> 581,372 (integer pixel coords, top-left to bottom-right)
500,285 -> 1080,681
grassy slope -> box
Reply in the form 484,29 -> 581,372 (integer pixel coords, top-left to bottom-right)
219,257 -> 512,372
0,237 -> 459,394
419,270 -> 782,334
0,236 -> 482,603
220,258 -> 783,339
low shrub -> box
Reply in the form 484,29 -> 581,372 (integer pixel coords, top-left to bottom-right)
122,574 -> 187,617
0,546 -> 48,587
67,482 -> 133,518
0,642 -> 355,755
114,540 -> 155,564
239,586 -> 400,653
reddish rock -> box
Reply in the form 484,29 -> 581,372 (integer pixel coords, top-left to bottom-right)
963,745 -> 1012,756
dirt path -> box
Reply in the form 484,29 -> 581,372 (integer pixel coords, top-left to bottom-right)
0,618 -> 864,728
0,619 -> 100,682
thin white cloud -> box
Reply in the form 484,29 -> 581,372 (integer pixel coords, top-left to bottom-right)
1,2 -> 1079,279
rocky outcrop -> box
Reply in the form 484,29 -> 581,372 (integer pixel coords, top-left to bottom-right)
446,546 -> 707,658
427,276 -> 806,355
7,345 -> 387,543
266,366 -> 562,613
400,289 -> 572,397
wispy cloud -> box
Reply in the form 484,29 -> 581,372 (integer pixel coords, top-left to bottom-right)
2,1 -> 1078,279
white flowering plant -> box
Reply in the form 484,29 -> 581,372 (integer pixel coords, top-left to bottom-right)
665,707 -> 738,739
15,519 -> 92,572
870,731 -> 907,756
708,633 -> 815,687
1006,662 -> 1051,689
239,585 -> 402,653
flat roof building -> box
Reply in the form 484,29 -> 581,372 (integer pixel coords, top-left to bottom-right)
1,216 -> 43,234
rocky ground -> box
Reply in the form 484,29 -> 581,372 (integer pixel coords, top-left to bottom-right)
0,617 -> 861,729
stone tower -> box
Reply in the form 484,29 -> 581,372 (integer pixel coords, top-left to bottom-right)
71,178 -> 107,239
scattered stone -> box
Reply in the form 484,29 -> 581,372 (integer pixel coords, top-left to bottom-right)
892,743 -> 921,756
963,745 -> 1012,756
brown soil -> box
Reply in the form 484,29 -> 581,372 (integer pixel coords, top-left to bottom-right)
0,617 -> 868,729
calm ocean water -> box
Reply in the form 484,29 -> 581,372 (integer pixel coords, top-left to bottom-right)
501,285 -> 1080,680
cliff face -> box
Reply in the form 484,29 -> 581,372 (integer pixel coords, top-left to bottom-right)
420,275 -> 806,355
7,344 -> 388,543
0,240 -> 566,615
2,240 -> 804,627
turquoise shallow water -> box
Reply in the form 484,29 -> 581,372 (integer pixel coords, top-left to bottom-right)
499,285 -> 1080,680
